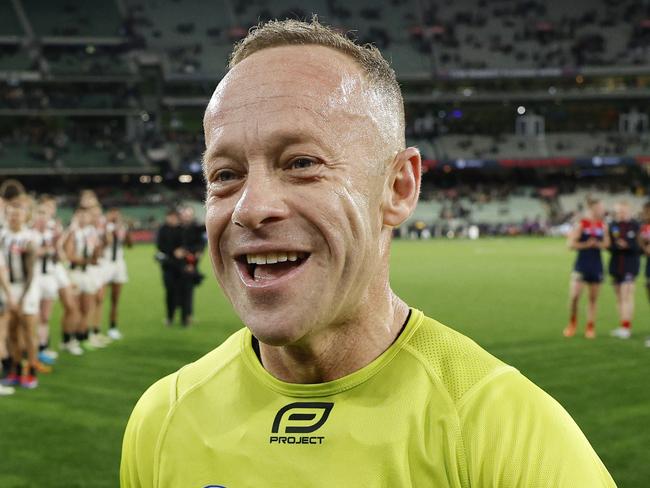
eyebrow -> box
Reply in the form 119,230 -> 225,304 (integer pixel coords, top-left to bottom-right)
203,122 -> 335,168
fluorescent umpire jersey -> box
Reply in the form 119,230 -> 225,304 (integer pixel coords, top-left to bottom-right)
121,309 -> 615,488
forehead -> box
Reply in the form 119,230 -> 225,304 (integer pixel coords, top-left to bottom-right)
203,45 -> 368,139
213,45 -> 362,106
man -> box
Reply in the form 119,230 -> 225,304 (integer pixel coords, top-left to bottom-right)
155,208 -> 183,326
122,19 -> 616,487
608,201 -> 640,339
563,198 -> 610,339
177,205 -> 205,326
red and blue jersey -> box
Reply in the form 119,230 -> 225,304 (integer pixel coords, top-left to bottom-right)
640,223 -> 650,277
574,219 -> 605,273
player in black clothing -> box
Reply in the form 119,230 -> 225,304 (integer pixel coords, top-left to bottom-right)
608,201 -> 640,339
638,202 -> 650,347
155,209 -> 183,326
177,206 -> 206,326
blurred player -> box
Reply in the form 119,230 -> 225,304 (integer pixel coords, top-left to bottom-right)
608,201 -> 640,339
103,208 -> 131,339
43,198 -> 84,356
64,207 -> 104,351
32,200 -> 60,364
156,208 -> 182,325
178,205 -> 205,326
0,226 -> 16,396
2,193 -> 43,388
639,201 -> 650,347
87,204 -> 111,346
564,198 -> 611,339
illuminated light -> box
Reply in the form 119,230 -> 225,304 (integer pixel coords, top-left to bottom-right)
153,175 -> 163,183
576,75 -> 584,84
141,111 -> 150,122
462,87 -> 473,96
178,174 -> 193,183
517,106 -> 526,115
548,86 -> 557,95
451,109 -> 462,119
86,45 -> 96,54
139,175 -> 151,183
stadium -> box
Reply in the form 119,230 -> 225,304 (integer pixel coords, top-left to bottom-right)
0,0 -> 649,486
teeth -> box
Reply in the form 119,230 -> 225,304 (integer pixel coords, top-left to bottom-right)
245,252 -> 304,265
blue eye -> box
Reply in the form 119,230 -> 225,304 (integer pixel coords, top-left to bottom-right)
215,170 -> 238,182
289,158 -> 316,170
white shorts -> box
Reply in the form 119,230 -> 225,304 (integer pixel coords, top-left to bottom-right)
99,259 -> 112,286
104,259 -> 128,284
8,281 -> 40,316
70,268 -> 100,295
39,274 -> 58,300
88,264 -> 106,291
54,262 -> 71,289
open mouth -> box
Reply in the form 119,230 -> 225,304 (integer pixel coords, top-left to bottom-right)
235,251 -> 311,285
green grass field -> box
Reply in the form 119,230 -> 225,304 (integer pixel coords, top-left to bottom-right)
1,238 -> 649,487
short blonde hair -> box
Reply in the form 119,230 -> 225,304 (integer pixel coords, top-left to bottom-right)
229,18 -> 405,149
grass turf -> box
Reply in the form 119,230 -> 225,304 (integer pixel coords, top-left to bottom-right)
0,238 -> 648,487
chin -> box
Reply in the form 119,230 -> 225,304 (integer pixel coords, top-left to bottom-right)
240,307 -> 314,347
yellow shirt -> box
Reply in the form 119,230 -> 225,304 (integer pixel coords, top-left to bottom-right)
121,309 -> 616,487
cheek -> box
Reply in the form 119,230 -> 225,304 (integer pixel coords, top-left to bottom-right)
306,184 -> 376,264
205,200 -> 233,270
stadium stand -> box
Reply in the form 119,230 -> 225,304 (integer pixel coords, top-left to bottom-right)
2,0 -> 650,235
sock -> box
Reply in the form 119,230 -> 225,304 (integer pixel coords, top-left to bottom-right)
1,357 -> 10,376
622,320 -> 631,329
63,332 -> 72,344
39,344 -> 46,352
569,312 -> 577,325
92,327 -> 100,335
76,331 -> 85,342
586,321 -> 595,330
110,320 -> 116,329
38,324 -> 49,349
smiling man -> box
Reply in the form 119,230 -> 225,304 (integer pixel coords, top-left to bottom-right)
121,19 -> 616,487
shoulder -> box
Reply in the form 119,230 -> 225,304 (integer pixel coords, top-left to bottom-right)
403,314 -> 511,406
122,329 -> 247,484
456,366 -> 616,486
132,328 -> 245,420
175,328 -> 245,397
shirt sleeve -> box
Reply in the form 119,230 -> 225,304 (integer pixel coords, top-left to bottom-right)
121,373 -> 177,488
458,369 -> 617,488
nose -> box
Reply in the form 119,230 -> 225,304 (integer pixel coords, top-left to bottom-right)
231,169 -> 289,230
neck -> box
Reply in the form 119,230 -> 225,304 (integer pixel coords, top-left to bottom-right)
258,289 -> 410,384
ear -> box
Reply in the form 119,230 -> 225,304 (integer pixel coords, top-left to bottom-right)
382,147 -> 421,227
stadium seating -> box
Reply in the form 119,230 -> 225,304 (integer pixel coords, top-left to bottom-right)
411,132 -> 650,160
0,2 -> 24,37
22,0 -> 123,38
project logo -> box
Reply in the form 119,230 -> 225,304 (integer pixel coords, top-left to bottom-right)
270,402 -> 334,445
